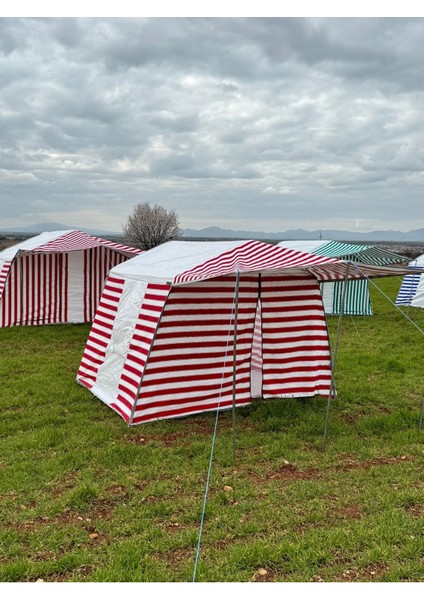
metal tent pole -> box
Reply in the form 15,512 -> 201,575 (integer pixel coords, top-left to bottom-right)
232,271 -> 240,464
322,263 -> 351,451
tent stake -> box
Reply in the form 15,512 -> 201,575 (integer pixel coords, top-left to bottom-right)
419,393 -> 424,430
232,271 -> 240,464
322,263 -> 350,451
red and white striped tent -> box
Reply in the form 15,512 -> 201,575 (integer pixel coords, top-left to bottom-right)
76,239 -> 413,425
0,230 -> 142,327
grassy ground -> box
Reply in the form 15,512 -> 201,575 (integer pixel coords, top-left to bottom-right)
0,277 -> 423,582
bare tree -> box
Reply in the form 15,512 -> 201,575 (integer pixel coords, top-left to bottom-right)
123,202 -> 182,251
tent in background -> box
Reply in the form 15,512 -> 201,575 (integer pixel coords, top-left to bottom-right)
0,230 -> 142,327
76,240 -> 412,426
395,253 -> 424,308
277,240 -> 408,315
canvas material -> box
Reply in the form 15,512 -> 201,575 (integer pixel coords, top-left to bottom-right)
79,271 -> 333,425
395,254 -> 424,306
0,232 -> 140,327
279,240 -> 406,316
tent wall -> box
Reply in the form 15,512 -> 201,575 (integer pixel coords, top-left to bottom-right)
411,276 -> 424,307
278,240 -> 407,316
0,253 -> 67,327
260,274 -> 332,399
77,275 -> 128,390
130,275 -> 257,424
82,246 -> 128,322
0,246 -> 131,327
395,254 -> 424,307
111,281 -> 171,422
320,279 -> 372,315
395,271 -> 423,306
78,271 -> 333,425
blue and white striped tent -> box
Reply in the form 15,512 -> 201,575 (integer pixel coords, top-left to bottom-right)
395,253 -> 424,308
278,240 -> 408,316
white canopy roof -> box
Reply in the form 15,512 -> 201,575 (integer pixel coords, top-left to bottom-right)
0,230 -> 141,264
0,231 -> 74,262
111,240 -> 415,286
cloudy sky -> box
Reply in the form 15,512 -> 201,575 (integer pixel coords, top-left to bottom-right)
1,15 -> 424,233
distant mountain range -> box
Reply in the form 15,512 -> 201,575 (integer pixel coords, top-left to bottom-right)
181,226 -> 424,242
0,221 -> 120,238
1,222 -> 424,242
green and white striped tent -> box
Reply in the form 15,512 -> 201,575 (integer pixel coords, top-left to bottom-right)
278,240 -> 408,315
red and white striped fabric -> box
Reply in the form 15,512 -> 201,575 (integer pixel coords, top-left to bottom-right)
114,283 -> 171,422
76,239 -> 414,425
0,260 -> 12,302
173,240 -> 338,284
0,230 -> 141,327
260,274 -> 331,398
77,275 -> 126,389
0,254 -> 67,327
34,230 -> 142,258
130,276 -> 257,424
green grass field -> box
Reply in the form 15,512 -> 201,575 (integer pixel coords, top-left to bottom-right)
0,277 -> 423,582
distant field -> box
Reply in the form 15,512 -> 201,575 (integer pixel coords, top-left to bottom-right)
1,233 -> 424,259
0,277 -> 423,582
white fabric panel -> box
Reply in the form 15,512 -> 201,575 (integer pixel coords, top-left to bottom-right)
251,368 -> 262,398
321,281 -> 335,313
67,251 -> 84,323
93,279 -> 148,408
0,231 -> 74,262
111,240 -> 248,283
411,274 -> 424,307
409,254 -> 424,268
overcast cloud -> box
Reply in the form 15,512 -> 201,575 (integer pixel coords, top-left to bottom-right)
1,16 -> 424,233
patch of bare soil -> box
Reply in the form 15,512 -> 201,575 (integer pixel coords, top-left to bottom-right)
330,503 -> 363,520
404,504 -> 424,518
150,546 -> 194,567
10,490 -> 126,534
340,562 -> 389,581
49,471 -> 79,498
246,462 -> 320,485
127,416 -> 252,447
334,454 -> 414,472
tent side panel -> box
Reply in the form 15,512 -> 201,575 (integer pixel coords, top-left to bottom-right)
68,251 -> 85,323
320,281 -> 336,314
77,275 -> 126,390
261,274 -> 332,399
0,260 -> 13,327
251,300 -> 263,398
83,247 -> 136,323
320,279 -> 372,315
395,272 -> 422,306
0,253 -> 68,327
111,282 -> 171,422
410,274 -> 424,308
131,275 -> 259,425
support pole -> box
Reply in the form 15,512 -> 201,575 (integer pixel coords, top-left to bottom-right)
419,393 -> 424,431
322,263 -> 350,451
232,271 -> 240,464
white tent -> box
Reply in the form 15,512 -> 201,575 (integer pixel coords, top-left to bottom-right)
395,253 -> 424,308
278,240 -> 408,315
76,240 -> 412,426
0,230 -> 142,327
